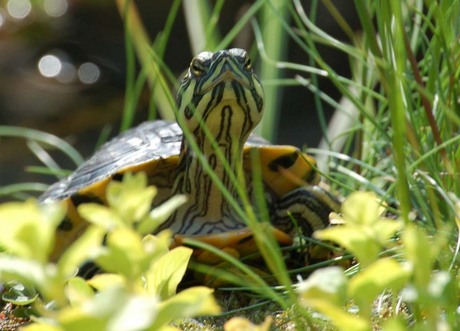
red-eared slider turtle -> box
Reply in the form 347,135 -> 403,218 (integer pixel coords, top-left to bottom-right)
40,48 -> 340,263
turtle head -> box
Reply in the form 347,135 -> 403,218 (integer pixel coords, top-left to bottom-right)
176,48 -> 264,144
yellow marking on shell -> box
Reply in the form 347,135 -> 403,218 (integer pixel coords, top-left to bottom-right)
78,156 -> 179,203
118,155 -> 179,176
79,178 -> 111,204
243,145 -> 320,197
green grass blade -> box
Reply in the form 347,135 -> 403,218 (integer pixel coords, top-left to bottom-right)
0,126 -> 83,167
256,0 -> 289,141
0,183 -> 49,199
115,0 -> 175,122
183,0 -> 220,52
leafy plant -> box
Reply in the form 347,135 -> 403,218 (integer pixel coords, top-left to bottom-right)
297,192 -> 458,330
0,173 -> 220,330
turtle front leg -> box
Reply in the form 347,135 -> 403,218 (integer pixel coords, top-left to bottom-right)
272,185 -> 341,237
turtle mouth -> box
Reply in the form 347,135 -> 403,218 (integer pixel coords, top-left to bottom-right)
200,68 -> 251,95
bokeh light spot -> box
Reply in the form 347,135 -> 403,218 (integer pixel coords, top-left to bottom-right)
56,62 -> 76,83
78,62 -> 100,84
7,0 -> 32,20
38,54 -> 62,78
44,0 -> 68,17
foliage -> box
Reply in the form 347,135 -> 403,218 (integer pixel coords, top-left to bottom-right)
287,1 -> 460,328
223,316 -> 272,331
0,173 -> 219,331
298,192 -> 459,330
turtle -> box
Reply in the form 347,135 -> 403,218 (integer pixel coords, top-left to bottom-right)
40,48 -> 341,264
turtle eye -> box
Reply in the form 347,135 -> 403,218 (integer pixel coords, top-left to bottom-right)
244,55 -> 252,71
190,58 -> 205,77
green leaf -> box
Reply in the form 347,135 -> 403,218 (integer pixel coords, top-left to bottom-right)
0,200 -> 64,262
224,316 -> 272,331
142,233 -> 171,260
95,227 -> 146,279
0,256 -> 64,304
57,226 -> 105,279
403,224 -> 433,288
159,327 -> 181,331
87,274 -> 126,292
58,308 -> 108,331
2,281 -> 38,305
348,258 -> 410,315
105,293 -> 159,331
37,201 -> 67,259
297,266 -> 348,307
65,277 -> 95,307
22,323 -> 64,331
372,219 -> 403,244
341,192 -> 383,225
138,195 -> 187,235
0,257 -> 46,289
59,285 -> 159,331
382,317 -> 407,331
315,191 -> 402,268
145,246 -> 193,300
40,201 -> 68,228
149,287 -> 220,330
427,270 -> 456,308
106,172 -> 157,225
315,226 -> 381,268
302,298 -> 370,331
58,286 -> 128,330
77,203 -> 123,230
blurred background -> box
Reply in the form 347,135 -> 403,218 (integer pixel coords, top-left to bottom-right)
0,0 -> 358,197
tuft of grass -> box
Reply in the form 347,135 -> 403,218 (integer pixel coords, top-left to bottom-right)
0,126 -> 83,170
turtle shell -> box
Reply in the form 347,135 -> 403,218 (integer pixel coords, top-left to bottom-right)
40,120 -> 182,202
41,120 -> 321,262
40,120 -> 318,204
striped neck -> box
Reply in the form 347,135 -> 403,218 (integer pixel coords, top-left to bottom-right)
166,101 -> 251,234
163,48 -> 264,235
